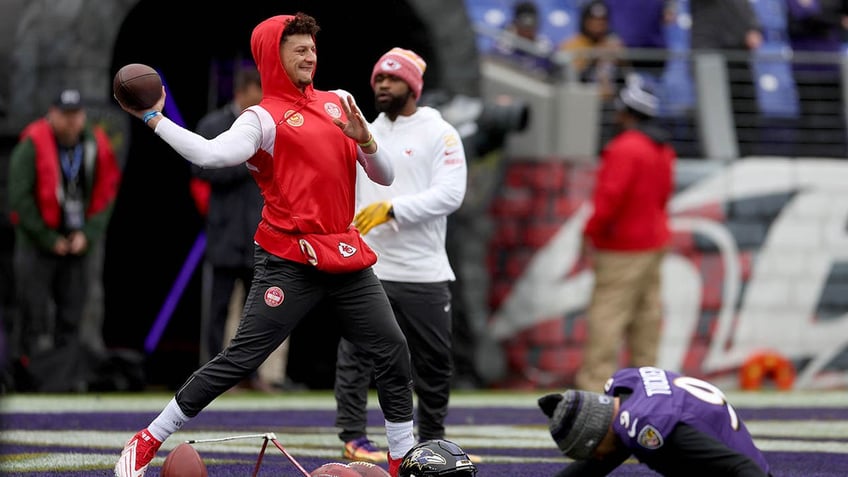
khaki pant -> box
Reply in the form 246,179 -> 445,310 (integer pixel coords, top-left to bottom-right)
575,249 -> 665,391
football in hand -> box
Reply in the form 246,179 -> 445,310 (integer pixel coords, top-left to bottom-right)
161,442 -> 208,477
113,63 -> 162,110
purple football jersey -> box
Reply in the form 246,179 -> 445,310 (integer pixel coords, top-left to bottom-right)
604,0 -> 667,49
605,367 -> 770,474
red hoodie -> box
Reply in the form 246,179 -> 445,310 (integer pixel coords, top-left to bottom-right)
247,15 -> 376,271
583,128 -> 675,251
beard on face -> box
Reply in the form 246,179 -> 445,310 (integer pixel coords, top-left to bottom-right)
296,77 -> 313,88
375,89 -> 413,117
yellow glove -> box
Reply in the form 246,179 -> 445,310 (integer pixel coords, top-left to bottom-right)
354,200 -> 393,236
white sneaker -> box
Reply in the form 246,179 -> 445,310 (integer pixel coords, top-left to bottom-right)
114,428 -> 162,477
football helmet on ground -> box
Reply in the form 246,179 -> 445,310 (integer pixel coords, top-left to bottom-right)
398,439 -> 477,476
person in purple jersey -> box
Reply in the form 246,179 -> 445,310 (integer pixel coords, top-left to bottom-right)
604,0 -> 671,51
603,0 -> 673,76
539,366 -> 772,476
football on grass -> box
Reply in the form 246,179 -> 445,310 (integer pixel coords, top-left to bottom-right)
349,461 -> 392,476
161,442 -> 208,477
113,63 -> 162,110
310,462 -> 361,477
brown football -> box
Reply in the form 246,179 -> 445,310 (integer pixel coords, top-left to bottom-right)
113,63 -> 162,110
310,462 -> 361,477
161,442 -> 208,477
348,461 -> 392,477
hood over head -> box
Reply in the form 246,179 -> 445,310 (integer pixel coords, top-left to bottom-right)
250,14 -> 315,103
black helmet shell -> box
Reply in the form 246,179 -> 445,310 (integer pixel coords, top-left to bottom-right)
399,439 -> 477,476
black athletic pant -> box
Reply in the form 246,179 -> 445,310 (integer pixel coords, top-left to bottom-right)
13,245 -> 87,356
176,246 -> 413,424
335,280 -> 453,442
204,264 -> 256,360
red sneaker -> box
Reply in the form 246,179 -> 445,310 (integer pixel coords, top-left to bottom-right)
387,453 -> 402,477
114,428 -> 162,477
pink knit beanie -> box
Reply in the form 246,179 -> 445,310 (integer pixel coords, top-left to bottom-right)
370,47 -> 427,99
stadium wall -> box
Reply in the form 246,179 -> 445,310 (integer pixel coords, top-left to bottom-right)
485,156 -> 848,391
2,1 -> 847,391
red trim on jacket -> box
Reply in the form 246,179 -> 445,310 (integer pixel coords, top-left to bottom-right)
20,118 -> 120,229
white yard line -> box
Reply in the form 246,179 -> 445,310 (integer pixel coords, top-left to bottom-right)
3,390 -> 848,413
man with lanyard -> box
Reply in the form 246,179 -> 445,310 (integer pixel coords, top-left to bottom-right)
8,88 -> 121,362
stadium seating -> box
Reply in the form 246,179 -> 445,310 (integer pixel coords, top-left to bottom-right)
751,43 -> 800,118
659,0 -> 694,116
751,0 -> 789,45
464,0 -> 579,54
749,0 -> 800,118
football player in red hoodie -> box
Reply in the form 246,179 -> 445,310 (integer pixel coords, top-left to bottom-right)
113,12 -> 415,477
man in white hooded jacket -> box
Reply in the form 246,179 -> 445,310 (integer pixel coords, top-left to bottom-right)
334,47 -> 468,464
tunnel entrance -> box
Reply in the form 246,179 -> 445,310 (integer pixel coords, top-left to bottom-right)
104,1 -> 435,388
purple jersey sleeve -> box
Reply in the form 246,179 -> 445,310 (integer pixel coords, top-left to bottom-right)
606,367 -> 770,474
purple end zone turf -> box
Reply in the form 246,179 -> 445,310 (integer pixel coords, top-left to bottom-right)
3,405 -> 846,476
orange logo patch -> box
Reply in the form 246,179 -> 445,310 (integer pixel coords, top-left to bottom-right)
285,110 -> 304,127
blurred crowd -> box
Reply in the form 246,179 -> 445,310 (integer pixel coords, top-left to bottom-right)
479,0 -> 848,157
479,0 -> 848,75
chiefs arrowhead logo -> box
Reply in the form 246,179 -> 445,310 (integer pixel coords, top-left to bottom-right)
338,242 -> 357,258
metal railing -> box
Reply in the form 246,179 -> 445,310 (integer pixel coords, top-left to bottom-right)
475,25 -> 848,159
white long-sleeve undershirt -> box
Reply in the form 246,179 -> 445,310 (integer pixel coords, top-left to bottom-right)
151,96 -> 393,185
155,111 -> 263,168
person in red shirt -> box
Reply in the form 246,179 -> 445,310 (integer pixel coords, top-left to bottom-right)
112,12 -> 415,477
576,74 -> 676,392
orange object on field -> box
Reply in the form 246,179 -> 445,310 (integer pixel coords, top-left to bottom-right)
739,350 -> 795,391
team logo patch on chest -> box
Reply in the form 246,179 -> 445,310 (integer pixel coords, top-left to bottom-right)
324,102 -> 342,119
284,109 -> 304,127
264,286 -> 285,307
637,425 -> 664,449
